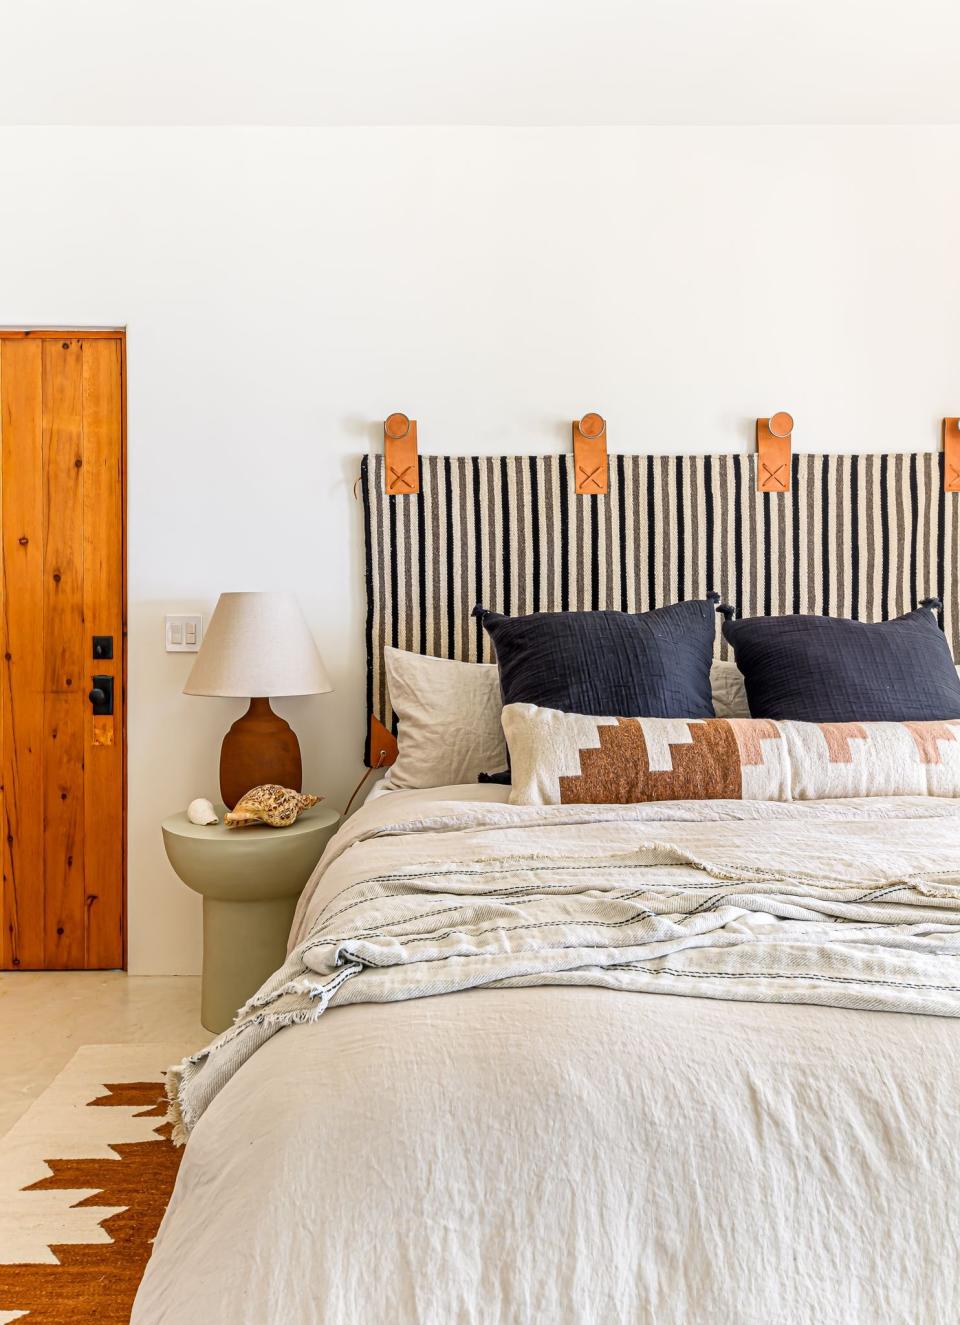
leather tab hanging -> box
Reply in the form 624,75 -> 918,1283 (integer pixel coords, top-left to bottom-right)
384,412 -> 419,494
944,419 -> 960,493
368,713 -> 398,769
573,412 -> 608,495
756,412 -> 793,493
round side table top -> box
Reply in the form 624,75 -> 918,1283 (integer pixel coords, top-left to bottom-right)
162,802 -> 340,847
162,803 -> 342,904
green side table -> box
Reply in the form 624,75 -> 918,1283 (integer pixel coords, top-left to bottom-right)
162,804 -> 341,1034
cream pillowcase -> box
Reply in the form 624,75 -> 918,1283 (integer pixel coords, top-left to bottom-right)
383,648 -> 508,791
710,659 -> 749,718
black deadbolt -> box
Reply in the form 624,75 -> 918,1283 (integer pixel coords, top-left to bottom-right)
92,636 -> 114,660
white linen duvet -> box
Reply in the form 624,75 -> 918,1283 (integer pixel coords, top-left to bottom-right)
136,789 -> 960,1325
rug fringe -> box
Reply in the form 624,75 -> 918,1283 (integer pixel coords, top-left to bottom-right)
164,1067 -> 190,1147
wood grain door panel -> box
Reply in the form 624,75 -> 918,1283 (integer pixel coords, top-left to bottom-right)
81,339 -> 124,969
1,338 -> 46,970
0,331 -> 125,970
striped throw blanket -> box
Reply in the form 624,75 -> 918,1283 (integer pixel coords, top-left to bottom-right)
168,796 -> 960,1141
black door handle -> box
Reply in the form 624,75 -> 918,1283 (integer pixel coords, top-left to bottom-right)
89,675 -> 114,715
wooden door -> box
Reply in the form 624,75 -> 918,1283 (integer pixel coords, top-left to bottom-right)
0,330 -> 125,970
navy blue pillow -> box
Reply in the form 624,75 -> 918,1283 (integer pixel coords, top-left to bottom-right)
722,602 -> 960,722
474,597 -> 718,719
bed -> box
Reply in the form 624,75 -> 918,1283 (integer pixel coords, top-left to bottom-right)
135,782 -> 960,1324
135,451 -> 960,1323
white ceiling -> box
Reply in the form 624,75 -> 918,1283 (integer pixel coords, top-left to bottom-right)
3,0 -> 960,126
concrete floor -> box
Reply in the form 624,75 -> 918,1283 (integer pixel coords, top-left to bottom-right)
0,971 -> 206,1137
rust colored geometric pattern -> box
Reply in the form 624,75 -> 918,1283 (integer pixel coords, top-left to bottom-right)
560,718 -> 744,804
904,720 -> 960,764
816,723 -> 870,763
0,1049 -> 184,1325
726,718 -> 782,764
501,704 -> 960,806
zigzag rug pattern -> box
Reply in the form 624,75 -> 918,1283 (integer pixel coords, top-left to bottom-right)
0,1045 -> 186,1325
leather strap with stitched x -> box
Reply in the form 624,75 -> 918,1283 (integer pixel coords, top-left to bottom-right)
760,460 -> 788,490
389,464 -> 415,491
578,463 -> 604,491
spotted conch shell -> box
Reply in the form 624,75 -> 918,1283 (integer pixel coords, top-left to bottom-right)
223,784 -> 320,829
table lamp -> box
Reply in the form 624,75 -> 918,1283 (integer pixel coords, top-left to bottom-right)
184,591 -> 332,809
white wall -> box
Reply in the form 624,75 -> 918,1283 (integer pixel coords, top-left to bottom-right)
1,126 -> 958,973
5,1 -> 960,125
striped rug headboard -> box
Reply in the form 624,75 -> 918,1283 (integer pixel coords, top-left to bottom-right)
360,451 -> 959,764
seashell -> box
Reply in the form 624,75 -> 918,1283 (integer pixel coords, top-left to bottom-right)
223,784 -> 320,829
187,797 -> 219,826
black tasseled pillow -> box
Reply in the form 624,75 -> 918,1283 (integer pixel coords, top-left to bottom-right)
722,601 -> 960,722
474,597 -> 719,719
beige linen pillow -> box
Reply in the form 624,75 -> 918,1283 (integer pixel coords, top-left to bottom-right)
383,648 -> 508,791
710,659 -> 749,718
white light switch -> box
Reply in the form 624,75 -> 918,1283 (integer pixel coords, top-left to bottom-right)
166,614 -> 203,652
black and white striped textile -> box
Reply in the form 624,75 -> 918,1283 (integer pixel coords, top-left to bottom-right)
360,452 -> 959,763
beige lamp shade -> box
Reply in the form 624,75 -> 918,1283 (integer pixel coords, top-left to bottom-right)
184,592 -> 333,698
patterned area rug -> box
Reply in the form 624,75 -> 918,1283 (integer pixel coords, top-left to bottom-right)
0,1045 -> 185,1324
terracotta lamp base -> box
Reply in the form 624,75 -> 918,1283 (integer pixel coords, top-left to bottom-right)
219,697 -> 302,809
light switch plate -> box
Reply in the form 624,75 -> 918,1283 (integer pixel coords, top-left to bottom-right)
165,614 -> 203,653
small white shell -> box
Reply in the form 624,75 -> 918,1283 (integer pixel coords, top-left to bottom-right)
187,797 -> 219,826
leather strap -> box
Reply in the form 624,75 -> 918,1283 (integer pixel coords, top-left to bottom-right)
757,412 -> 793,493
944,419 -> 960,493
384,413 -> 419,495
573,413 -> 608,495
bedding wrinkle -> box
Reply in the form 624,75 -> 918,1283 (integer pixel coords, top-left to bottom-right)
171,796 -> 960,1140
138,983 -> 960,1324
137,794 -> 960,1325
